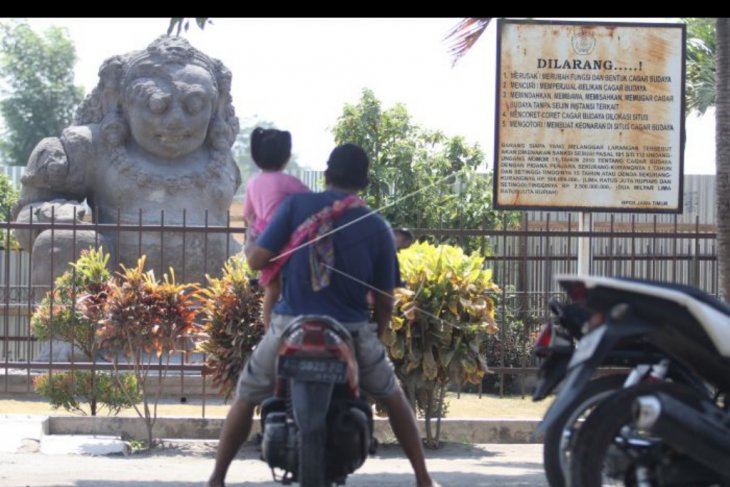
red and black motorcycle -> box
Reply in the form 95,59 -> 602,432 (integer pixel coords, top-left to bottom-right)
259,315 -> 375,487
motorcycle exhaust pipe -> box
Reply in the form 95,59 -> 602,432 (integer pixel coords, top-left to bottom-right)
633,392 -> 730,478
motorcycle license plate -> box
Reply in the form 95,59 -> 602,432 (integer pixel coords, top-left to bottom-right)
278,356 -> 348,383
568,326 -> 607,368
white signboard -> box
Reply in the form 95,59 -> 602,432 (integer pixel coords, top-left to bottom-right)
494,20 -> 685,213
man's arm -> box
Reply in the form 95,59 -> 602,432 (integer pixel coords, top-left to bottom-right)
245,243 -> 275,271
372,290 -> 394,339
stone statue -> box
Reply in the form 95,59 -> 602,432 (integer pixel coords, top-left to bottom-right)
12,36 -> 242,292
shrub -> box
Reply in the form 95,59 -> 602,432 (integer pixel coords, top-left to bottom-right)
383,241 -> 499,446
34,371 -> 140,416
197,254 -> 264,401
31,248 -> 121,416
32,247 -> 111,359
90,256 -> 202,448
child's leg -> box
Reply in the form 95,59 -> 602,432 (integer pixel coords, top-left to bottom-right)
261,275 -> 282,330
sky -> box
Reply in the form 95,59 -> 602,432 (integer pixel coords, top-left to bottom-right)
17,17 -> 716,174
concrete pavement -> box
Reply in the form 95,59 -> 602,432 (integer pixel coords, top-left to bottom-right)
0,440 -> 548,486
0,414 -> 548,486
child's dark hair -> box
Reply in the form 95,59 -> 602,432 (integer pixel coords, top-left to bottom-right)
394,228 -> 414,243
250,127 -> 292,170
394,228 -> 415,250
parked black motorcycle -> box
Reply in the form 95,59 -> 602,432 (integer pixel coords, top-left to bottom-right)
538,275 -> 730,486
533,299 -> 700,487
259,315 -> 375,487
534,300 -> 628,487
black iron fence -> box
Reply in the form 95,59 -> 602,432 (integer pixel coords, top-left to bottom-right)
0,210 -> 719,410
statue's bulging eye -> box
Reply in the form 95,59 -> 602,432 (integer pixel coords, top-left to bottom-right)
148,93 -> 169,114
184,94 -> 204,114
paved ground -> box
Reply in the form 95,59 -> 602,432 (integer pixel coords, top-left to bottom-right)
1,440 -> 548,487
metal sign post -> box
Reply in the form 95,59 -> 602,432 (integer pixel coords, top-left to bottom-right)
577,212 -> 590,275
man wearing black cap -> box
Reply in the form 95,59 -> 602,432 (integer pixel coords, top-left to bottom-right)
207,144 -> 438,487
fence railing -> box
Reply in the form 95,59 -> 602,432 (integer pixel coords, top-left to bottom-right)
0,210 -> 719,410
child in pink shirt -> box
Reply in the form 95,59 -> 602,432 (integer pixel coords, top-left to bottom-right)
243,127 -> 309,327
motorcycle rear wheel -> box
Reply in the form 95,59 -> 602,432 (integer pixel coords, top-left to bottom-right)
569,381 -> 704,487
542,374 -> 627,487
299,430 -> 331,487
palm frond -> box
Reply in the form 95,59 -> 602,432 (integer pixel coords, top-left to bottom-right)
444,18 -> 493,67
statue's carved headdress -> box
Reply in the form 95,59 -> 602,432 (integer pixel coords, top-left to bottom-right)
122,36 -> 224,91
74,36 -> 238,151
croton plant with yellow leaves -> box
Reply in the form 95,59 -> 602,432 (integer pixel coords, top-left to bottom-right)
382,241 -> 500,445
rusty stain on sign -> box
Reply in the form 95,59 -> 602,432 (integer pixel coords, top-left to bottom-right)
494,20 -> 685,213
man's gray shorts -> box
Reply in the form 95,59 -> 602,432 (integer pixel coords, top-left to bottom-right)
236,313 -> 398,403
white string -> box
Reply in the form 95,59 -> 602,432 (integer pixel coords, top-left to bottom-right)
322,263 -> 467,331
268,168 -> 467,262
262,167 -> 477,331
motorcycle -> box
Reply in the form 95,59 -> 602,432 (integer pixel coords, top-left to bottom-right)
537,275 -> 729,486
259,315 -> 375,487
533,300 -> 699,487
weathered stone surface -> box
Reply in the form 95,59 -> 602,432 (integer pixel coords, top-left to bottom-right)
12,36 -> 242,288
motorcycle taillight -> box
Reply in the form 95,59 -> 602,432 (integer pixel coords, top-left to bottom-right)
301,323 -> 326,347
534,324 -> 553,357
565,281 -> 588,303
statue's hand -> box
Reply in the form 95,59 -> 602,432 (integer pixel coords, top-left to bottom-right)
20,199 -> 86,224
21,137 -> 72,190
14,199 -> 88,250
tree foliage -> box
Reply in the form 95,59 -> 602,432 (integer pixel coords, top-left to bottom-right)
716,18 -> 730,301
0,171 -> 19,248
0,21 -> 84,166
332,88 -> 517,250
685,18 -> 717,116
167,18 -> 212,36
0,171 -> 18,221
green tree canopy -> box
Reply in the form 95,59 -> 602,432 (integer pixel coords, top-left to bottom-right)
333,88 -> 515,250
715,18 -> 730,300
685,18 -> 717,116
167,18 -> 211,36
0,20 -> 84,166
0,171 -> 18,221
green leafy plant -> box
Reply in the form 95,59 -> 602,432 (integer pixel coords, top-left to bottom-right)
0,20 -> 84,166
31,248 -> 120,415
332,88 -> 521,253
197,254 -> 264,401
32,247 -> 111,358
382,241 -> 499,447
33,371 -> 140,416
0,171 -> 21,249
480,287 -> 538,395
127,438 -> 146,453
89,256 -> 202,448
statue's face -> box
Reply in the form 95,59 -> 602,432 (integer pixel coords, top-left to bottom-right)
125,64 -> 216,159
